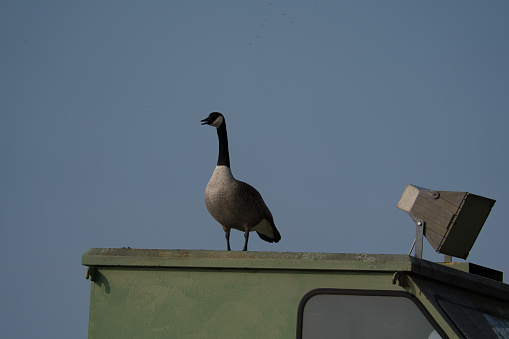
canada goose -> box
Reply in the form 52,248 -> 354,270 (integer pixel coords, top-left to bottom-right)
201,112 -> 281,251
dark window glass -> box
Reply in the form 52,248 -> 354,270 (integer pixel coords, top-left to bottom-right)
298,290 -> 445,339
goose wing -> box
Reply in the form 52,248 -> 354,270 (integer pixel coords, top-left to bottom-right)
237,181 -> 281,243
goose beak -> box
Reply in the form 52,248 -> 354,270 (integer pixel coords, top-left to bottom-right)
201,117 -> 212,125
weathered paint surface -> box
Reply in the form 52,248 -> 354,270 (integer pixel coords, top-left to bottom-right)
89,268 -> 401,338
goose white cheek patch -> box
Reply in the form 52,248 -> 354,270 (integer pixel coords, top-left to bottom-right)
211,115 -> 224,127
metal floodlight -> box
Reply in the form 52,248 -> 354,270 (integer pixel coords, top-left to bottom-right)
397,184 -> 496,260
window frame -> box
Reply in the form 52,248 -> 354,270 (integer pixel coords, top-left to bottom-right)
296,288 -> 449,339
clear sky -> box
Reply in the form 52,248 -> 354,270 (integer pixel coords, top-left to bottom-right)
1,1 -> 508,337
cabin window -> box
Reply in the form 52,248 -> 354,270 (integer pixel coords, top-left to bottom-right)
297,289 -> 445,339
437,297 -> 509,338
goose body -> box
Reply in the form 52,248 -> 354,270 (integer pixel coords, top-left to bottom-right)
202,112 -> 281,251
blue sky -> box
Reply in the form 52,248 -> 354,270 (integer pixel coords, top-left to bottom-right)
1,1 -> 508,337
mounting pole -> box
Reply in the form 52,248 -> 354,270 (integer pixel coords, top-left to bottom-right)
414,220 -> 424,259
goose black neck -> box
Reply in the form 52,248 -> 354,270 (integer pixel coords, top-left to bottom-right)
216,122 -> 230,167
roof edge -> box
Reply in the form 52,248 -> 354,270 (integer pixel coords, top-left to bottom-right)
81,248 -> 509,299
82,248 -> 412,271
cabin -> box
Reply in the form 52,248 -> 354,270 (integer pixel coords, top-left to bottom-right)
83,249 -> 509,338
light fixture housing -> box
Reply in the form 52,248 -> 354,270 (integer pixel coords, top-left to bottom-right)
397,184 -> 496,259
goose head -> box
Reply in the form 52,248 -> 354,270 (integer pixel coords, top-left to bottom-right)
201,112 -> 224,128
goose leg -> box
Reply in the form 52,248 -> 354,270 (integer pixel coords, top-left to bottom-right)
243,231 -> 249,251
225,228 -> 231,251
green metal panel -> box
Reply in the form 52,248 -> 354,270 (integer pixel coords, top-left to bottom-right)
87,268 -> 400,338
82,249 -> 509,338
